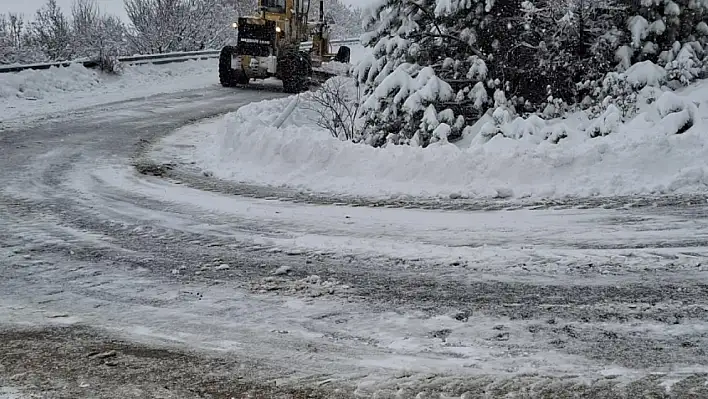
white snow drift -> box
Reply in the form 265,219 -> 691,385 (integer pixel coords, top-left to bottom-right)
156,76 -> 708,200
0,44 -> 370,125
0,59 -> 218,122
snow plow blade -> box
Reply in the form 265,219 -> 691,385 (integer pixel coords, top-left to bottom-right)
310,62 -> 351,85
311,69 -> 336,84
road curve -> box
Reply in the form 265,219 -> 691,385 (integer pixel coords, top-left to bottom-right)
2,87 -> 708,398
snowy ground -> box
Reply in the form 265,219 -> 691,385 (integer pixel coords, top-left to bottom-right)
0,388 -> 24,399
2,83 -> 708,398
0,59 -> 222,124
153,77 -> 708,200
71,164 -> 708,273
2,46 -> 708,397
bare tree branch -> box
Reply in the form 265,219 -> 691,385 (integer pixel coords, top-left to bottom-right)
303,77 -> 362,141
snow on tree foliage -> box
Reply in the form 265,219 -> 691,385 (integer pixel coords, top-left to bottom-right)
320,0 -> 364,39
1,13 -> 46,65
356,0 -> 497,147
2,0 -> 129,66
27,0 -> 73,61
355,0 -> 631,147
1,0 -> 260,64
72,0 -> 127,72
3,0 -> 356,64
627,0 -> 708,75
355,0 -> 708,147
222,0 -> 258,17
517,0 -> 628,104
124,0 -> 243,54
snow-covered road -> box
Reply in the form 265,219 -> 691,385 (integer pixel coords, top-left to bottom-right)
0,60 -> 221,127
2,87 -> 708,398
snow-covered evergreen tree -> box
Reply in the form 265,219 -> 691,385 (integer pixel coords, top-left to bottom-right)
353,0 -> 708,148
517,0 -> 627,106
625,0 -> 708,85
356,0 -> 500,147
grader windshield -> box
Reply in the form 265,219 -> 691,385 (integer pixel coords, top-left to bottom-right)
259,0 -> 310,17
260,0 -> 286,13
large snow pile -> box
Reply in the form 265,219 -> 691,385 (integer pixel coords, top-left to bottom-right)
0,59 -> 218,121
157,77 -> 708,200
347,44 -> 370,65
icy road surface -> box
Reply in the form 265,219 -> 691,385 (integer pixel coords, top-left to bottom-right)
1,87 -> 708,398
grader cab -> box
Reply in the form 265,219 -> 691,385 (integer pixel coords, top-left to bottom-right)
219,0 -> 351,93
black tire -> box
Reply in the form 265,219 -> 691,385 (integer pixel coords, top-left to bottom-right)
334,46 -> 351,63
234,69 -> 250,85
219,46 -> 237,87
278,49 -> 312,94
282,79 -> 304,94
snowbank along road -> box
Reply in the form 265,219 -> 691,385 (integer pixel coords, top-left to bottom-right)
2,84 -> 708,398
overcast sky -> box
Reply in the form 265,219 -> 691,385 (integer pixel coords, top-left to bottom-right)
0,0 -> 375,20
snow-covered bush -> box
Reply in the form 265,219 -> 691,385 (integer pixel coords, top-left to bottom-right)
71,0 -> 127,72
543,123 -> 570,144
624,60 -> 668,88
479,90 -> 516,140
583,89 -> 699,139
502,115 -> 544,141
25,0 -> 73,61
97,54 -> 124,75
303,76 -> 362,141
583,60 -> 667,118
587,104 -> 622,138
663,41 -> 708,85
655,91 -> 698,135
478,111 -> 570,145
0,13 -> 46,65
625,0 -> 708,73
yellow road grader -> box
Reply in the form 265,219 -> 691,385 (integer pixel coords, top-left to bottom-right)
219,0 -> 351,93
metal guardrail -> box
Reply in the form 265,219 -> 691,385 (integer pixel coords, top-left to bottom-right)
121,51 -> 221,67
0,38 -> 361,74
121,49 -> 221,63
0,60 -> 96,73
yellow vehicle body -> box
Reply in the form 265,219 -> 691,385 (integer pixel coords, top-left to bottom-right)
219,0 -> 350,93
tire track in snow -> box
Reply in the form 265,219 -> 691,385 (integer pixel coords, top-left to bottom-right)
143,156 -> 708,213
2,87 -> 708,397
